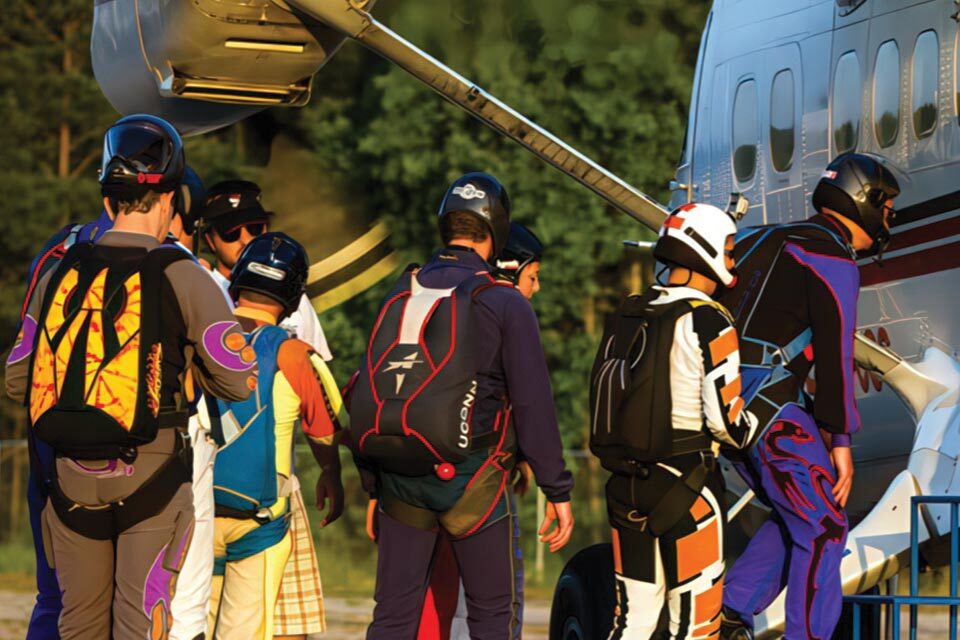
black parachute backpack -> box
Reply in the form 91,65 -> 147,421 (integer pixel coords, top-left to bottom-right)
25,242 -> 191,460
349,267 -> 509,478
589,288 -> 711,473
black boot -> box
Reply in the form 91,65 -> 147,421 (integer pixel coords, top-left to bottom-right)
720,606 -> 754,640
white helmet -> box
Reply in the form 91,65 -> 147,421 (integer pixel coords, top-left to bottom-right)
653,202 -> 738,286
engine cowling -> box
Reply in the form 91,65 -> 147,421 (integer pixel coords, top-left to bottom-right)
91,0 -> 347,135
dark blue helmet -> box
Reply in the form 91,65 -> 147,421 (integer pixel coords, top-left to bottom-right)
437,172 -> 511,258
100,114 -> 185,199
175,166 -> 205,234
229,232 -> 308,318
495,222 -> 543,284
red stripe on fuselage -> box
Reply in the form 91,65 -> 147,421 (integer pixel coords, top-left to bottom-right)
860,239 -> 960,286
886,215 -> 960,253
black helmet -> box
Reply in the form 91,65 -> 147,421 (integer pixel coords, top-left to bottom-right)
229,232 -> 308,319
100,114 -> 185,199
495,222 -> 543,284
174,166 -> 205,235
437,172 -> 511,258
812,153 -> 901,254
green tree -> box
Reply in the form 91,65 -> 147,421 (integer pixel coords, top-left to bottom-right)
0,1 -> 118,337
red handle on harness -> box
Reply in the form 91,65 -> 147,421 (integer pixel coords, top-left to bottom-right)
436,463 -> 456,481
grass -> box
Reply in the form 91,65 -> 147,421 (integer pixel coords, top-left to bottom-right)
0,537 -> 35,589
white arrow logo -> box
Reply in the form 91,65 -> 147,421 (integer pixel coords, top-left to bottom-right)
383,352 -> 424,394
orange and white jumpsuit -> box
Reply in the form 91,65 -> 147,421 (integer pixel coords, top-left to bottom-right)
607,286 -> 756,640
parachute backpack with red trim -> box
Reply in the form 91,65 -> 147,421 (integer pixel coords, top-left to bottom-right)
349,268 -> 506,478
26,242 -> 190,460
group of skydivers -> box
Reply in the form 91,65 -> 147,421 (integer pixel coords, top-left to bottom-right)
2,111 -> 903,640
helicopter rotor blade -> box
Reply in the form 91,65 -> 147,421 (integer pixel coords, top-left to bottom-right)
285,0 -> 669,231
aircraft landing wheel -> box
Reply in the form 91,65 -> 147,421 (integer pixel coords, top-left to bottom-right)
549,543 -> 616,640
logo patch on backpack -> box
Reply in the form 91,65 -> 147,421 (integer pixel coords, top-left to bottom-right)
145,343 -> 163,417
383,352 -> 424,393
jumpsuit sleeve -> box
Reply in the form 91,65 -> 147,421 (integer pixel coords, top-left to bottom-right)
786,243 -> 861,441
165,259 -> 253,403
5,225 -> 76,402
689,305 -> 758,448
272,339 -> 343,520
269,366 -> 298,521
276,339 -> 345,445
497,295 -> 574,503
5,270 -> 55,402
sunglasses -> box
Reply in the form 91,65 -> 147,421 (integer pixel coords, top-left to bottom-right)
217,222 -> 266,243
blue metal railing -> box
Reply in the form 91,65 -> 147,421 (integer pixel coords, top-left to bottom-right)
845,495 -> 960,640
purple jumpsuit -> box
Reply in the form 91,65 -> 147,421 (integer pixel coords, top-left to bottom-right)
718,215 -> 859,639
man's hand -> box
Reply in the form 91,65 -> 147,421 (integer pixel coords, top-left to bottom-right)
830,446 -> 854,508
315,467 -> 344,528
538,501 -> 574,553
513,462 -> 533,497
366,499 -> 379,542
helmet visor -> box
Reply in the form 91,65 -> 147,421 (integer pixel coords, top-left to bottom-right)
100,121 -> 176,184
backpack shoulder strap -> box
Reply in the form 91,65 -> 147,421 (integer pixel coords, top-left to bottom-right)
254,324 -> 291,348
386,269 -> 416,300
688,299 -> 734,324
141,245 -> 193,274
465,271 -> 514,300
605,290 -> 683,360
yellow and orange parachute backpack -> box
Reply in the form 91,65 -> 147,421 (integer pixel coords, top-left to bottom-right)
27,242 -> 190,460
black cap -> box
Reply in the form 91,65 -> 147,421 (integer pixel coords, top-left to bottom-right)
202,180 -> 274,231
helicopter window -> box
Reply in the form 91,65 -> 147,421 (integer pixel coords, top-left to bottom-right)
770,70 -> 795,172
733,79 -> 758,184
873,41 -> 900,148
833,51 -> 861,154
912,30 -> 939,139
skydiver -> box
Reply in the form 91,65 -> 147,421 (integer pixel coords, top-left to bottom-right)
349,172 -> 575,639
207,232 -> 345,640
717,153 -> 901,640
415,220 -> 546,640
201,180 -> 333,360
200,180 -> 338,639
5,114 -> 252,639
590,203 -> 757,639
11,162 -> 210,640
